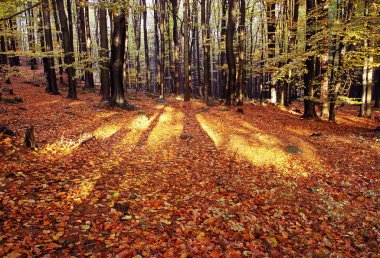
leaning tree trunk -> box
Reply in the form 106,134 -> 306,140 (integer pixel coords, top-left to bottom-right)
109,10 -> 128,107
42,0 -> 58,94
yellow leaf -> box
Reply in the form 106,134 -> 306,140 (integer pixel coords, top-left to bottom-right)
266,237 -> 278,247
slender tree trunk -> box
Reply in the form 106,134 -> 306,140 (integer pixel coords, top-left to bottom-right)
37,9 -> 48,75
109,10 -> 128,107
133,1 -> 142,91
159,0 -> 166,98
42,0 -> 58,94
154,0 -> 160,93
226,0 -> 238,105
220,0 -> 227,100
84,0 -> 94,88
57,0 -> 77,99
201,0 -> 211,102
98,1 -> 110,100
236,0 -> 246,105
142,0 -> 151,92
27,2 -> 37,70
303,0 -> 317,118
51,0 -> 64,82
183,0 -> 190,101
266,2 -> 276,104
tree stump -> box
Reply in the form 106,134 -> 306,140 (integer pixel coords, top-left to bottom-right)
24,126 -> 36,148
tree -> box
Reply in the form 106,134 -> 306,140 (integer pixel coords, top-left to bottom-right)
142,0 -> 150,92
109,8 -> 128,107
42,0 -> 58,94
302,0 -> 318,118
98,1 -> 110,100
226,0 -> 238,105
57,0 -> 77,99
183,0 -> 191,101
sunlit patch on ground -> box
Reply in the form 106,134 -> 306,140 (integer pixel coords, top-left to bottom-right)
154,104 -> 166,109
95,111 -> 120,119
67,101 -> 85,107
66,169 -> 102,204
147,107 -> 184,158
121,113 -> 158,146
93,124 -> 123,140
196,113 -> 310,176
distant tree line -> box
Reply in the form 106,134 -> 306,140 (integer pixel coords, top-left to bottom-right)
0,0 -> 379,120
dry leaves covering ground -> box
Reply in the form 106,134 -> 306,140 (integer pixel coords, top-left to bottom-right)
0,73 -> 379,257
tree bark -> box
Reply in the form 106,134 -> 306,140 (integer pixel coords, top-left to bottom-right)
109,10 -> 128,107
57,0 -> 77,99
183,0 -> 190,101
42,0 -> 58,94
236,0 -> 246,105
98,1 -> 110,100
226,0 -> 238,105
303,0 -> 317,118
142,0 -> 151,92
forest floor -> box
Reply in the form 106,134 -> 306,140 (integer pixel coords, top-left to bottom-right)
0,70 -> 379,257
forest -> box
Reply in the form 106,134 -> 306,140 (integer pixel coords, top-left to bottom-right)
0,0 -> 379,256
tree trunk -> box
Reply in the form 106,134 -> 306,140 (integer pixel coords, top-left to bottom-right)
27,2 -> 37,70
183,0 -> 190,101
266,2 -> 276,104
109,10 -> 128,107
57,0 -> 77,99
98,1 -> 110,100
236,0 -> 246,105
226,0 -> 238,105
37,10 -> 48,75
201,0 -> 211,102
303,0 -> 317,118
42,0 -> 58,94
84,0 -> 95,88
142,0 -> 151,92
51,0 -> 64,82
133,1 -> 142,91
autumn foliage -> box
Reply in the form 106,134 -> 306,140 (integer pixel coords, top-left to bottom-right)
0,74 -> 379,257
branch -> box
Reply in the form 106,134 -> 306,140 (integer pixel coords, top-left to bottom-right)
0,2 -> 41,22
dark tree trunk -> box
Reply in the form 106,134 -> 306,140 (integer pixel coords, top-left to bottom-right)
236,0 -> 246,105
159,0 -> 166,98
303,0 -> 317,118
27,2 -> 37,70
133,3 -> 142,91
42,0 -> 58,94
51,0 -> 64,82
183,0 -> 190,101
266,2 -> 276,104
226,0 -> 238,105
37,9 -> 48,75
220,0 -> 227,100
109,11 -> 128,107
98,2 -> 110,100
84,0 -> 95,88
142,0 -> 151,92
57,0 -> 77,99
154,0 -> 160,93
8,19 -> 20,66
201,0 -> 211,102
